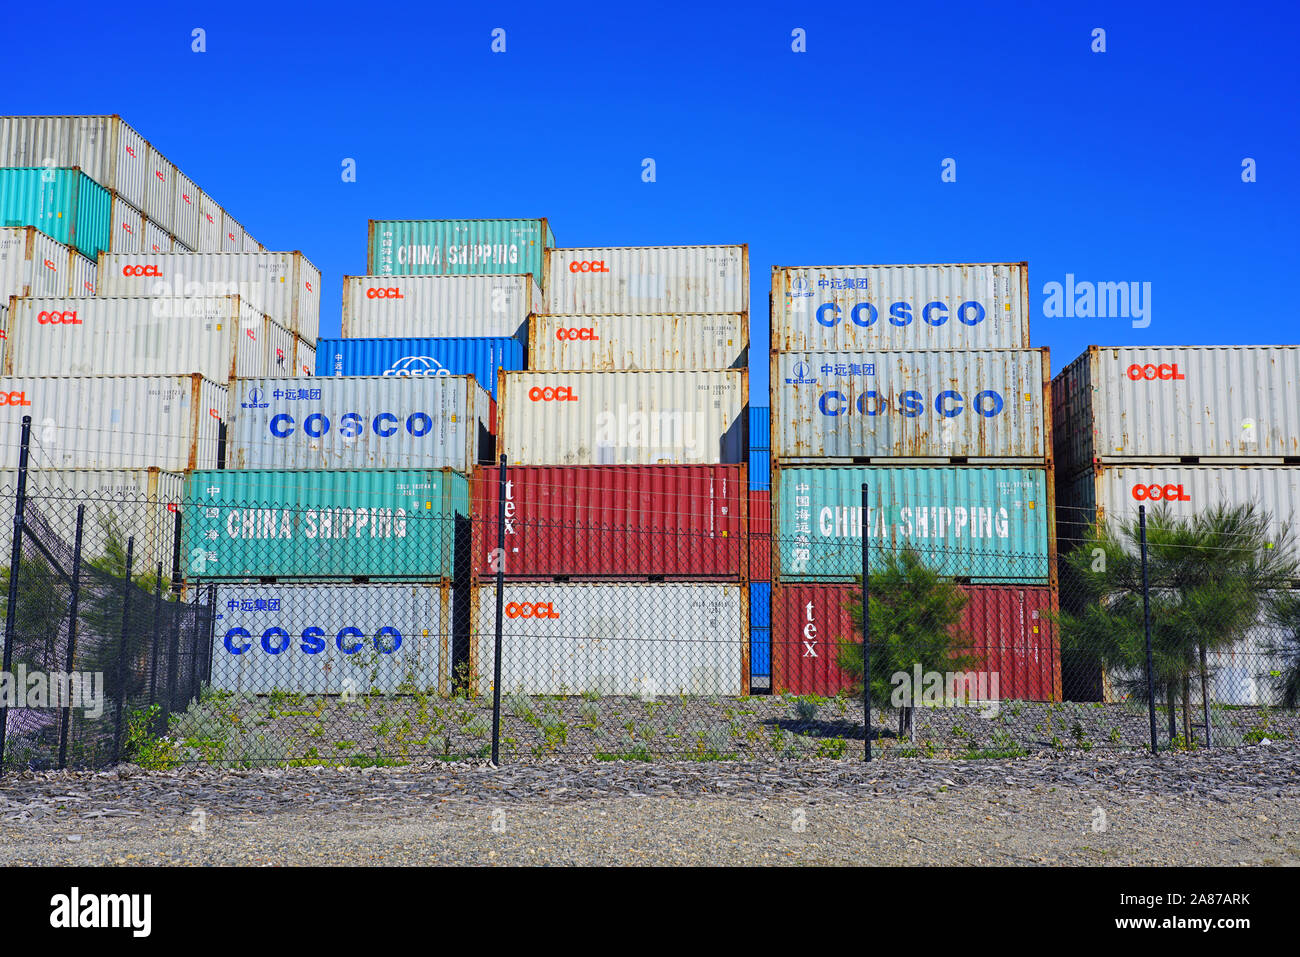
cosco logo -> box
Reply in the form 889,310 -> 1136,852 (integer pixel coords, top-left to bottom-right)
818,389 -> 1005,418
365,287 -> 404,299
528,387 -> 577,402
223,626 -> 403,656
1126,363 -> 1185,381
121,264 -> 161,277
815,301 -> 987,328
0,392 -> 32,406
568,260 -> 609,273
1131,484 -> 1190,501
269,412 -> 436,439
505,602 -> 559,619
37,311 -> 81,325
556,327 -> 599,341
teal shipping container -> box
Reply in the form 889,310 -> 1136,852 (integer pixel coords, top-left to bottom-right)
0,167 -> 112,260
366,218 -> 555,281
773,465 -> 1053,584
184,469 -> 469,579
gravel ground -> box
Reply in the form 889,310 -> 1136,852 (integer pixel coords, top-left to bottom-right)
0,745 -> 1295,865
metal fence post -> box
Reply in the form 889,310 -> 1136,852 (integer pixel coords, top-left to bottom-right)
112,537 -> 136,765
490,455 -> 507,766
57,506 -> 86,770
862,483 -> 871,762
0,415 -> 33,775
1139,506 -> 1158,755
147,563 -> 163,712
1200,643 -> 1212,749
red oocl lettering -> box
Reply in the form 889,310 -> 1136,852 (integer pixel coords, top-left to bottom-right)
568,260 -> 609,273
556,327 -> 599,341
1131,484 -> 1190,502
365,287 -> 404,300
37,311 -> 81,325
122,264 -> 162,277
1126,363 -> 1185,381
527,386 -> 577,402
505,601 -> 559,619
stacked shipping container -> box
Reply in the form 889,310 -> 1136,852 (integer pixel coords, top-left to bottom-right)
768,263 -> 1061,699
1051,345 -> 1300,704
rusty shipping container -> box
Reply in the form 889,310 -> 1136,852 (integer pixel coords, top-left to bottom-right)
0,374 -> 225,471
469,581 -> 749,696
340,274 -> 542,341
96,250 -> 322,342
498,370 -> 747,466
545,245 -> 748,314
1053,345 -> 1300,476
1,226 -> 96,301
293,338 -> 316,377
0,116 -> 152,214
749,488 -> 771,581
471,464 -> 747,579
771,582 -> 1061,700
528,314 -> 748,371
4,296 -> 292,382
770,262 -> 1030,352
772,349 -> 1050,463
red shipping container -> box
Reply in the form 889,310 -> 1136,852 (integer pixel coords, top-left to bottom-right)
748,489 -> 771,581
771,583 -> 1061,701
472,464 -> 747,579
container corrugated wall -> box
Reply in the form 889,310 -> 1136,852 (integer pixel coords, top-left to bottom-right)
314,336 -> 524,399
340,274 -> 541,341
172,172 -> 199,250
183,469 -> 469,579
748,489 -> 771,580
4,296 -> 277,382
770,583 -> 1061,699
1053,345 -> 1300,474
471,464 -> 747,579
749,405 -> 770,490
367,218 -> 554,279
470,582 -> 747,696
108,194 -> 144,254
0,168 -> 112,260
97,251 -> 322,341
771,262 -> 1030,351
24,468 -> 183,572
498,370 -> 747,465
1,227 -> 96,300
773,466 -> 1052,583
144,218 -> 170,254
293,338 -> 316,377
197,191 -> 222,250
528,314 -> 748,371
227,376 -> 493,472
0,116 -> 150,212
545,245 -> 748,314
750,581 -> 771,686
772,349 -> 1049,462
144,152 -> 174,231
0,374 -> 225,471
211,583 -> 450,695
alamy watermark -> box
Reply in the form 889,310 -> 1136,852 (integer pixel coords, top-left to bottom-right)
1042,274 -> 1151,328
0,666 -> 105,718
594,406 -> 704,460
890,666 -> 1000,718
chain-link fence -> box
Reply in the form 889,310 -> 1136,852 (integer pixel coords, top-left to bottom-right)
1,458 -> 1296,770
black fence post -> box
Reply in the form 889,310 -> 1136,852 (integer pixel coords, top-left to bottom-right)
862,483 -> 871,762
57,505 -> 86,771
148,563 -> 163,712
491,455 -> 507,766
112,537 -> 135,765
0,415 -> 33,776
1139,506 -> 1158,755
1200,642 -> 1212,749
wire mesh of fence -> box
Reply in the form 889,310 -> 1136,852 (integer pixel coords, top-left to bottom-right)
0,462 -> 1296,771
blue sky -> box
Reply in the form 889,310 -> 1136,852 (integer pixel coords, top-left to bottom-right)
6,0 -> 1296,396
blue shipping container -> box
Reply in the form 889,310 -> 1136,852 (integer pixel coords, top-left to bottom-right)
750,581 -> 771,679
314,337 -> 524,399
0,167 -> 112,260
749,449 -> 771,491
749,406 -> 770,451
367,219 -> 555,280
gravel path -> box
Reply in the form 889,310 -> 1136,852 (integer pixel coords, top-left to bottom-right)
1,746 -> 1295,865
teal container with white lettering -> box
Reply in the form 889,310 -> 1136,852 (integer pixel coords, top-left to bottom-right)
366,218 -> 555,280
0,167 -> 111,259
772,465 -> 1051,583
183,469 -> 469,579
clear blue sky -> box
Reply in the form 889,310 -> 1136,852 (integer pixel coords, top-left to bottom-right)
6,0 -> 1296,396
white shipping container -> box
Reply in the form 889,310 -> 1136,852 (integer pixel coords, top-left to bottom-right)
144,218 -> 171,254
1,226 -> 96,301
293,338 -> 316,377
498,370 -> 747,465
24,468 -> 183,573
108,195 -> 144,254
772,349 -> 1050,462
221,214 -> 245,252
228,375 -> 492,471
171,170 -> 200,250
340,274 -> 542,341
1054,345 -> 1300,474
771,263 -> 1030,351
4,296 -> 285,383
1061,465 -> 1300,706
529,314 -> 748,371
0,115 -> 150,212
0,374 -> 225,471
545,245 -> 748,314
263,320 -> 298,378
144,153 -> 175,234
97,250 -> 322,342
211,583 -> 449,695
196,191 -> 222,251
241,230 -> 261,253
472,582 -> 747,696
